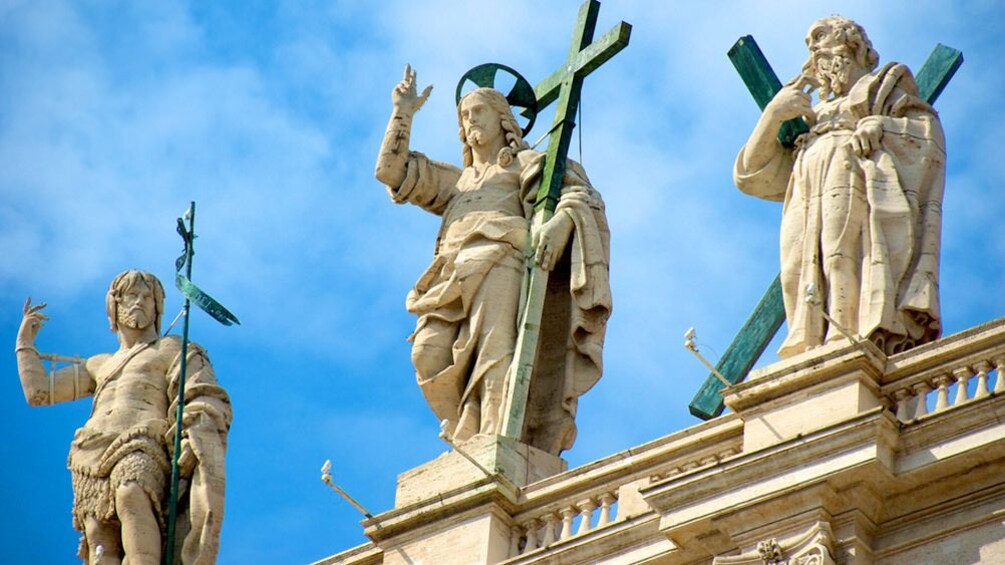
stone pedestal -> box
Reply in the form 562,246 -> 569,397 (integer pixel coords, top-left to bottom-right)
356,435 -> 566,565
318,321 -> 1005,565
641,339 -> 898,564
380,507 -> 514,565
395,434 -> 566,507
723,340 -> 887,452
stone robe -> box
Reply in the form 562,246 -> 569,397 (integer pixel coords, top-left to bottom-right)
69,337 -> 231,564
388,148 -> 611,454
735,63 -> 945,357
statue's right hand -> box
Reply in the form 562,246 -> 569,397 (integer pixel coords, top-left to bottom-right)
764,83 -> 815,125
17,297 -> 48,347
392,64 -> 433,115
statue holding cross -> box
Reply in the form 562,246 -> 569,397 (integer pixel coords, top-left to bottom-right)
734,16 -> 947,359
374,1 -> 627,456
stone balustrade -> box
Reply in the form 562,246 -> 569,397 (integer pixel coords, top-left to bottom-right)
504,425 -> 743,560
883,319 -> 1005,423
508,490 -> 618,556
318,322 -> 1005,565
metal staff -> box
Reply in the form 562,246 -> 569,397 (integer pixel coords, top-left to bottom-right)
164,201 -> 195,565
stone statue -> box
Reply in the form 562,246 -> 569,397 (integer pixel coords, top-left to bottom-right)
734,17 -> 946,357
374,66 -> 612,455
15,270 -> 231,565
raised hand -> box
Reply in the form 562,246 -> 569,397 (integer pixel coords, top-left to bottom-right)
17,297 -> 48,348
765,81 -> 816,125
392,64 -> 433,116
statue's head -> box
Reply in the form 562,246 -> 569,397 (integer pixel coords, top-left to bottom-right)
106,270 -> 165,335
801,16 -> 879,98
457,88 -> 529,168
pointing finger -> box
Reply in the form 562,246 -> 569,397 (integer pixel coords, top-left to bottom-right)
23,296 -> 31,315
403,63 -> 411,81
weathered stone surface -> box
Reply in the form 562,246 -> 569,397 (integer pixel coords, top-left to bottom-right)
15,271 -> 231,564
395,435 -> 565,508
319,314 -> 1005,563
735,17 -> 946,358
374,67 -> 612,455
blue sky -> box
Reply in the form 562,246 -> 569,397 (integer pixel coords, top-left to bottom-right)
1,1 -> 1003,563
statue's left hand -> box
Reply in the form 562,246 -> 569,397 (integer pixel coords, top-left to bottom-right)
534,211 -> 574,271
850,116 -> 884,157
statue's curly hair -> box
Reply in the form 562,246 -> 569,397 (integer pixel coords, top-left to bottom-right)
106,270 -> 165,334
457,88 -> 529,168
803,16 -> 879,74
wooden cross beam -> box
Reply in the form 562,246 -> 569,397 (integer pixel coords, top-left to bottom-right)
688,37 -> 963,421
500,0 -> 631,440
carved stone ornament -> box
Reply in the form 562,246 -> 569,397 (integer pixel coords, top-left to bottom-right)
713,521 -> 836,565
757,539 -> 784,564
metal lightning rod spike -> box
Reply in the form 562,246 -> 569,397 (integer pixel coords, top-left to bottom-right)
684,327 -> 732,388
162,306 -> 186,336
438,420 -> 495,481
804,283 -> 861,346
320,460 -> 380,526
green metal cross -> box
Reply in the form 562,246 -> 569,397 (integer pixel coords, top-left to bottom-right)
688,37 -> 963,421
500,0 -> 631,440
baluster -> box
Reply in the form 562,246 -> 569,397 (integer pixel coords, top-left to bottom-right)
524,518 -> 539,552
994,357 -> 1005,394
577,499 -> 596,535
506,522 -> 522,554
953,367 -> 973,405
913,381 -> 932,419
975,361 -> 992,399
934,375 -> 952,412
893,388 -> 914,422
559,506 -> 577,540
597,492 -> 616,526
540,513 -> 559,546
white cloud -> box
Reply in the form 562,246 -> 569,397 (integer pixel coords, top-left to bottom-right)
2,1 -> 1003,562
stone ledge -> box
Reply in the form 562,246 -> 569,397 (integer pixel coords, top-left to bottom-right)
501,513 -> 671,565
642,408 -> 897,553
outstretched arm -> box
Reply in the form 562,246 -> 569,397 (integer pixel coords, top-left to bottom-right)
374,64 -> 433,189
15,298 -> 97,406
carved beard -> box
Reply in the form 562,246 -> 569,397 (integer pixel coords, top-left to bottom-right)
811,49 -> 853,99
467,127 -> 485,146
117,304 -> 152,330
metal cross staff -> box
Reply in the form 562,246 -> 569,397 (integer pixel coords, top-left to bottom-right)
164,201 -> 240,565
687,37 -> 964,421
500,0 -> 631,440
